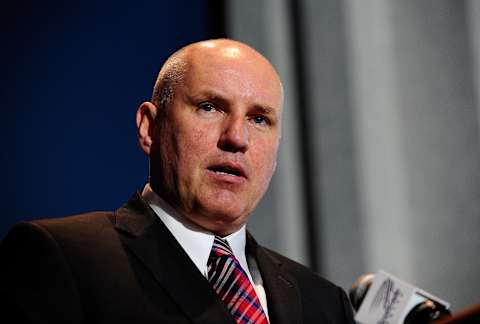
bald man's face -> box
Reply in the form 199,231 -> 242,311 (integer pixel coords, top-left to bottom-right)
150,43 -> 283,235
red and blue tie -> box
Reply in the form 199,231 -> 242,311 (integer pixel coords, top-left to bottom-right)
208,236 -> 269,324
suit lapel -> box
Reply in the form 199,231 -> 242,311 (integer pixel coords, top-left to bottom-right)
247,233 -> 303,324
114,193 -> 235,324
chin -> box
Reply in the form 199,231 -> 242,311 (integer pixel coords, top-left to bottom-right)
200,189 -> 242,212
204,203 -> 246,221
192,190 -> 253,229
196,201 -> 249,228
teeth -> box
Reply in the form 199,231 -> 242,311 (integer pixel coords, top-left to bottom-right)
215,170 -> 235,176
210,166 -> 242,177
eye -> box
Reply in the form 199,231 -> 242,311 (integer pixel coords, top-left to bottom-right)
198,102 -> 216,112
251,115 -> 269,126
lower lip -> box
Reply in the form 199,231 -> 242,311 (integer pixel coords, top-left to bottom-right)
206,170 -> 247,185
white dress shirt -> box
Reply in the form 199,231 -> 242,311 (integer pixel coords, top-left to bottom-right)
142,184 -> 269,318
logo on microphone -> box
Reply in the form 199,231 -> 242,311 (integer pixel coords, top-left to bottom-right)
369,278 -> 404,324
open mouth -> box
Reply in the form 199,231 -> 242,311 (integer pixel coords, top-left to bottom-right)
208,163 -> 246,178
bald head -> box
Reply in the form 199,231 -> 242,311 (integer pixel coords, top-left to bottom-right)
151,39 -> 283,111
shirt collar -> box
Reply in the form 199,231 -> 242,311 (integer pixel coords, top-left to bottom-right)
141,183 -> 248,277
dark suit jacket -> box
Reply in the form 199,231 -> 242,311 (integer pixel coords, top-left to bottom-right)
0,192 -> 354,324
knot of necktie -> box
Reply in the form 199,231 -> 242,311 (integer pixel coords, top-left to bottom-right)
209,236 -> 234,259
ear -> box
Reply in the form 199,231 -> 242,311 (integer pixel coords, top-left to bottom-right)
136,101 -> 158,155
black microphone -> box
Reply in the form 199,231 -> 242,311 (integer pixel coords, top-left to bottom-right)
349,271 -> 451,324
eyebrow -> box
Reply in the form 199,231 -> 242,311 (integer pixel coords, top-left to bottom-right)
189,90 -> 277,116
252,105 -> 275,115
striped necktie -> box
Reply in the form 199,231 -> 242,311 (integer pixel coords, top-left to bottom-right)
207,236 -> 269,324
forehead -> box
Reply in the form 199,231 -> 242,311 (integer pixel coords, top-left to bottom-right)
181,48 -> 283,111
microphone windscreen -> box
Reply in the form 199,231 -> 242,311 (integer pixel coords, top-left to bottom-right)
349,273 -> 375,311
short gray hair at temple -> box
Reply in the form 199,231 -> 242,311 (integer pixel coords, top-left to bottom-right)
151,51 -> 188,110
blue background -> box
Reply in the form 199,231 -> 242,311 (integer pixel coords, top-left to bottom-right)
1,0 -> 208,237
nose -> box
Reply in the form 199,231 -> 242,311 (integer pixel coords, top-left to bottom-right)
218,116 -> 249,153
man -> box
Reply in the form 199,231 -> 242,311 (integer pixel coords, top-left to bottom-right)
1,39 -> 354,323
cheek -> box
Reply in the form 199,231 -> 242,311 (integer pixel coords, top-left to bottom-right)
176,124 -> 215,157
172,123 -> 217,179
250,139 -> 279,188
